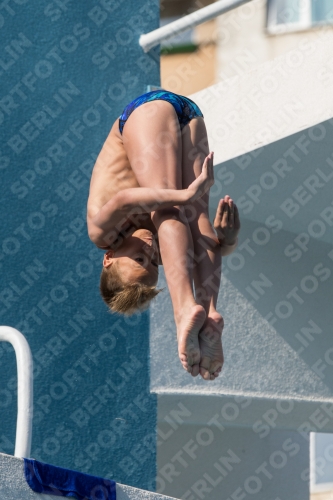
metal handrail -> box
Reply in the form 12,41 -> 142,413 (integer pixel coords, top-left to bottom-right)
0,326 -> 33,458
139,0 -> 252,53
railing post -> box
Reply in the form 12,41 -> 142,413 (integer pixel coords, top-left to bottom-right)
0,326 -> 33,458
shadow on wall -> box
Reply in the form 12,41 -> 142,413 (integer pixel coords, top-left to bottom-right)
214,118 -> 333,398
150,118 -> 333,397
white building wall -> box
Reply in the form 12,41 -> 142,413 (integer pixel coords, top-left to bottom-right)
216,0 -> 333,83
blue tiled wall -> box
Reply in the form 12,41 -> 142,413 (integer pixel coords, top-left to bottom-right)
0,0 -> 160,490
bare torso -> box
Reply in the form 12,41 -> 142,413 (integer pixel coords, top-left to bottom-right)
87,117 -> 157,248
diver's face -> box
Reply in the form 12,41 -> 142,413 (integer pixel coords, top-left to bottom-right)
103,229 -> 159,286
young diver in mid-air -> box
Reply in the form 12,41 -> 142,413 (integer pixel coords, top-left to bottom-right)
87,90 -> 240,381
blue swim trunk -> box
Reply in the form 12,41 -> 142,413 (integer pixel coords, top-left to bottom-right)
119,90 -> 203,135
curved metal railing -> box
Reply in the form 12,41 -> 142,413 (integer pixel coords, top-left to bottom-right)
0,326 -> 33,458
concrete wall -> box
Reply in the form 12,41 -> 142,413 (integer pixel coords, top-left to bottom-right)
0,453 -> 178,500
151,115 -> 333,400
151,36 -> 333,499
156,408 -> 309,499
152,35 -> 333,400
0,0 -> 160,491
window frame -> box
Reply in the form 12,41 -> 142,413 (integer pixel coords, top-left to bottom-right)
266,0 -> 326,34
310,432 -> 333,495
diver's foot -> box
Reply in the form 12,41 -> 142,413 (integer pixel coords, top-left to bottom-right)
176,304 -> 206,376
199,312 -> 224,381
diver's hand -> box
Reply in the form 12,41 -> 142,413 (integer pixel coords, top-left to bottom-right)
187,152 -> 214,203
214,195 -> 241,249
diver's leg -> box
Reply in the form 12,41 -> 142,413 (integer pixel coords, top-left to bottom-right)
181,117 -> 224,380
122,100 -> 205,376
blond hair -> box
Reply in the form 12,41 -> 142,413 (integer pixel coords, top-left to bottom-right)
100,262 -> 161,315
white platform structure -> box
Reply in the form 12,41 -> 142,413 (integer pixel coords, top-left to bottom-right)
0,327 -> 33,459
151,33 -> 333,499
0,327 -> 179,500
0,453 -> 178,500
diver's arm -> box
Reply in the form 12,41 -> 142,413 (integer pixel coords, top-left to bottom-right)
87,187 -> 193,248
88,158 -> 214,247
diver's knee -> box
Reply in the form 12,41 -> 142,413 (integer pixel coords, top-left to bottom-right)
152,206 -> 185,225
